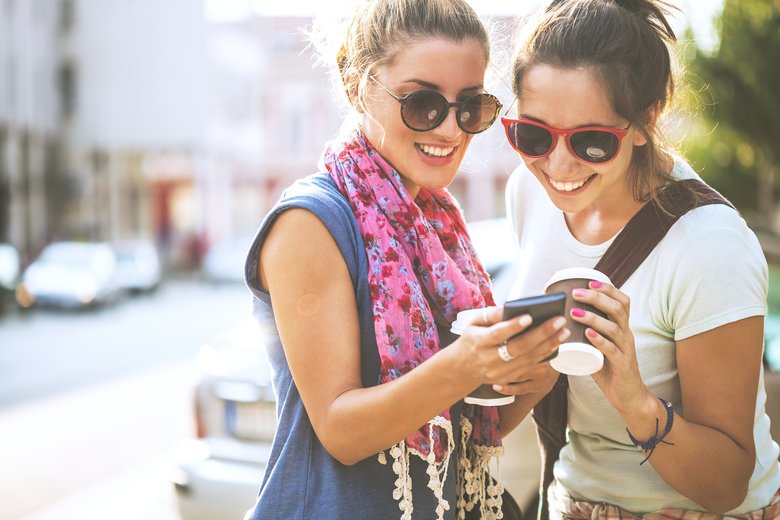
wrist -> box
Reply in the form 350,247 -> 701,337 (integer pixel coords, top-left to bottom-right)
625,396 -> 676,465
621,393 -> 664,442
439,337 -> 482,391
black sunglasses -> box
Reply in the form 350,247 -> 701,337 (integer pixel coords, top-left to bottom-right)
370,76 -> 502,134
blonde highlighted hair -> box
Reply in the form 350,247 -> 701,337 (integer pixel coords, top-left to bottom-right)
307,0 -> 490,113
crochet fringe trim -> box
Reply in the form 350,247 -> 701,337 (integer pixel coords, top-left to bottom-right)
377,415 -> 504,520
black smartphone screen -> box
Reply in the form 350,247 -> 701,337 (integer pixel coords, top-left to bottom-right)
503,292 -> 566,338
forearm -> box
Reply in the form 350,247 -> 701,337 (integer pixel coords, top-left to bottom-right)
497,392 -> 545,437
622,395 -> 754,512
317,345 -> 479,465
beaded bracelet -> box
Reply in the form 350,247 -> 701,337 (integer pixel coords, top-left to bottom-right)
626,397 -> 675,465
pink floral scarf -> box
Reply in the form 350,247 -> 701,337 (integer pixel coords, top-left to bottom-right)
323,129 -> 504,519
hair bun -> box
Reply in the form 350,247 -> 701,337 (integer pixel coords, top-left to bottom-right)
613,0 -> 643,12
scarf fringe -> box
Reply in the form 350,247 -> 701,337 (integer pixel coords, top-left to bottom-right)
457,415 -> 505,520
377,415 -> 504,520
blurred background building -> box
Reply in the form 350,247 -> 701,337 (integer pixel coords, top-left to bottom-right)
1,0 -> 776,272
1,0 -> 206,270
0,0 -> 518,275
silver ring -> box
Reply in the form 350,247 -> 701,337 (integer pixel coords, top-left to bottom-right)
497,341 -> 514,362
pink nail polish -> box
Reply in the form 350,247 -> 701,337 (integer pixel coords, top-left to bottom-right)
571,307 -> 586,318
586,328 -> 598,338
572,289 -> 586,297
589,280 -> 602,289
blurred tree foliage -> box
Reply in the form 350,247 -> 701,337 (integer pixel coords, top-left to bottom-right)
679,0 -> 780,229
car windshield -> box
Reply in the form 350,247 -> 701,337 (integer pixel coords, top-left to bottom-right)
115,250 -> 137,262
39,244 -> 104,268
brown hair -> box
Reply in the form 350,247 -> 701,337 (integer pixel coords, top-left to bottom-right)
512,0 -> 679,202
309,0 -> 490,112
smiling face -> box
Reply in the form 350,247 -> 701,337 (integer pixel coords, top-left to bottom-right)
358,37 -> 488,199
516,64 -> 648,215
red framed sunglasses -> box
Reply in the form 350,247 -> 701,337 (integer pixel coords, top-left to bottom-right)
501,117 -> 630,164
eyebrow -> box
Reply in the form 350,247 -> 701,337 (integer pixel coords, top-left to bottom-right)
519,113 -> 618,129
402,79 -> 484,92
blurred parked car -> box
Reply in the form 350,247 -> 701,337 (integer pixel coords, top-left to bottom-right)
16,241 -> 121,309
201,237 -> 251,284
112,239 -> 162,293
173,218 -> 541,520
173,317 -> 275,520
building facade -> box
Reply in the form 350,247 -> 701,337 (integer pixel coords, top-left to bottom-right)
1,2 -> 519,272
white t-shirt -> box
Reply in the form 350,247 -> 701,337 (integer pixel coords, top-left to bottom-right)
505,157 -> 780,513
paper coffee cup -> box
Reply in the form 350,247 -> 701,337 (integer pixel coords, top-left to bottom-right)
544,268 -> 612,376
464,386 -> 515,406
450,308 -> 484,335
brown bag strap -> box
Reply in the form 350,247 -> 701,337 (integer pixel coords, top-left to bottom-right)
596,179 -> 733,287
532,179 -> 732,520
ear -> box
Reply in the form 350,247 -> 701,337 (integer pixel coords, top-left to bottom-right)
351,84 -> 364,113
633,103 -> 661,147
343,74 -> 364,113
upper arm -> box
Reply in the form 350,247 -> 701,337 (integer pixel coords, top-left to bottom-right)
669,212 -> 767,458
259,208 -> 363,440
677,316 -> 763,457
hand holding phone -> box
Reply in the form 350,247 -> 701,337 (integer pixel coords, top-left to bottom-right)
503,292 -> 566,340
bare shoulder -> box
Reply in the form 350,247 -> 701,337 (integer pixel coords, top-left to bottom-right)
260,207 -> 346,291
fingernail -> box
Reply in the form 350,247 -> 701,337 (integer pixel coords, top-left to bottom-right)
558,328 -> 571,341
518,314 -> 532,327
492,384 -> 503,392
589,280 -> 602,289
572,289 -> 587,298
553,316 -> 567,329
586,328 -> 598,338
571,308 -> 586,318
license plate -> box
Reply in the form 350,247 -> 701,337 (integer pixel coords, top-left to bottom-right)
225,401 -> 277,442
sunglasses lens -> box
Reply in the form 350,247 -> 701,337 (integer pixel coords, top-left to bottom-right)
401,91 -> 448,131
458,94 -> 500,134
570,130 -> 620,163
509,122 -> 553,156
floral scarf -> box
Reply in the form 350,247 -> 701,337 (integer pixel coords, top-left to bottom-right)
323,129 -> 504,520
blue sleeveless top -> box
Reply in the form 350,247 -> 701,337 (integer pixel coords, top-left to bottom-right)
243,173 -> 462,519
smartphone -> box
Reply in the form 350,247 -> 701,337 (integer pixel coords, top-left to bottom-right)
503,292 -> 566,340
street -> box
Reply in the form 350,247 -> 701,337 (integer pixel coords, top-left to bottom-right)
0,278 -> 252,520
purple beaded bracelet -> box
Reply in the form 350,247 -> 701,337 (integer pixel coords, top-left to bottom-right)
626,397 -> 675,465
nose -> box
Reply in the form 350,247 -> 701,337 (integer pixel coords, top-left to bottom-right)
432,106 -> 463,140
544,136 -> 580,175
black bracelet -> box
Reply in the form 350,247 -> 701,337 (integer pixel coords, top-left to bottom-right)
626,397 -> 675,465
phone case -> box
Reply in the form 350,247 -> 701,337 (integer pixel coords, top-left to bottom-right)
503,292 -> 566,338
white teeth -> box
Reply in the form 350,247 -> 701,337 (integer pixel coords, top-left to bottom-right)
417,144 -> 454,157
549,176 -> 590,192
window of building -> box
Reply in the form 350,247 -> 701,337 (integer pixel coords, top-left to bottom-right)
58,62 -> 76,118
60,0 -> 75,33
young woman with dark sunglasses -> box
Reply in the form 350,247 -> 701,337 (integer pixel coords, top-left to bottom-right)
241,1 -> 568,519
494,0 -> 780,518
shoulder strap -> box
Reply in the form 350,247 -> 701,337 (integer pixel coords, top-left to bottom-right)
596,179 -> 733,287
532,178 -> 732,520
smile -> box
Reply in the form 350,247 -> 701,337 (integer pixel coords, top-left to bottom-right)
416,143 -> 455,157
547,173 -> 596,192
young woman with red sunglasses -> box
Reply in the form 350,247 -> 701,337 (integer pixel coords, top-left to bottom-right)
495,0 -> 780,518
241,1 -> 568,519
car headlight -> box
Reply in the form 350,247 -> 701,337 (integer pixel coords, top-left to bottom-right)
15,283 -> 34,308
